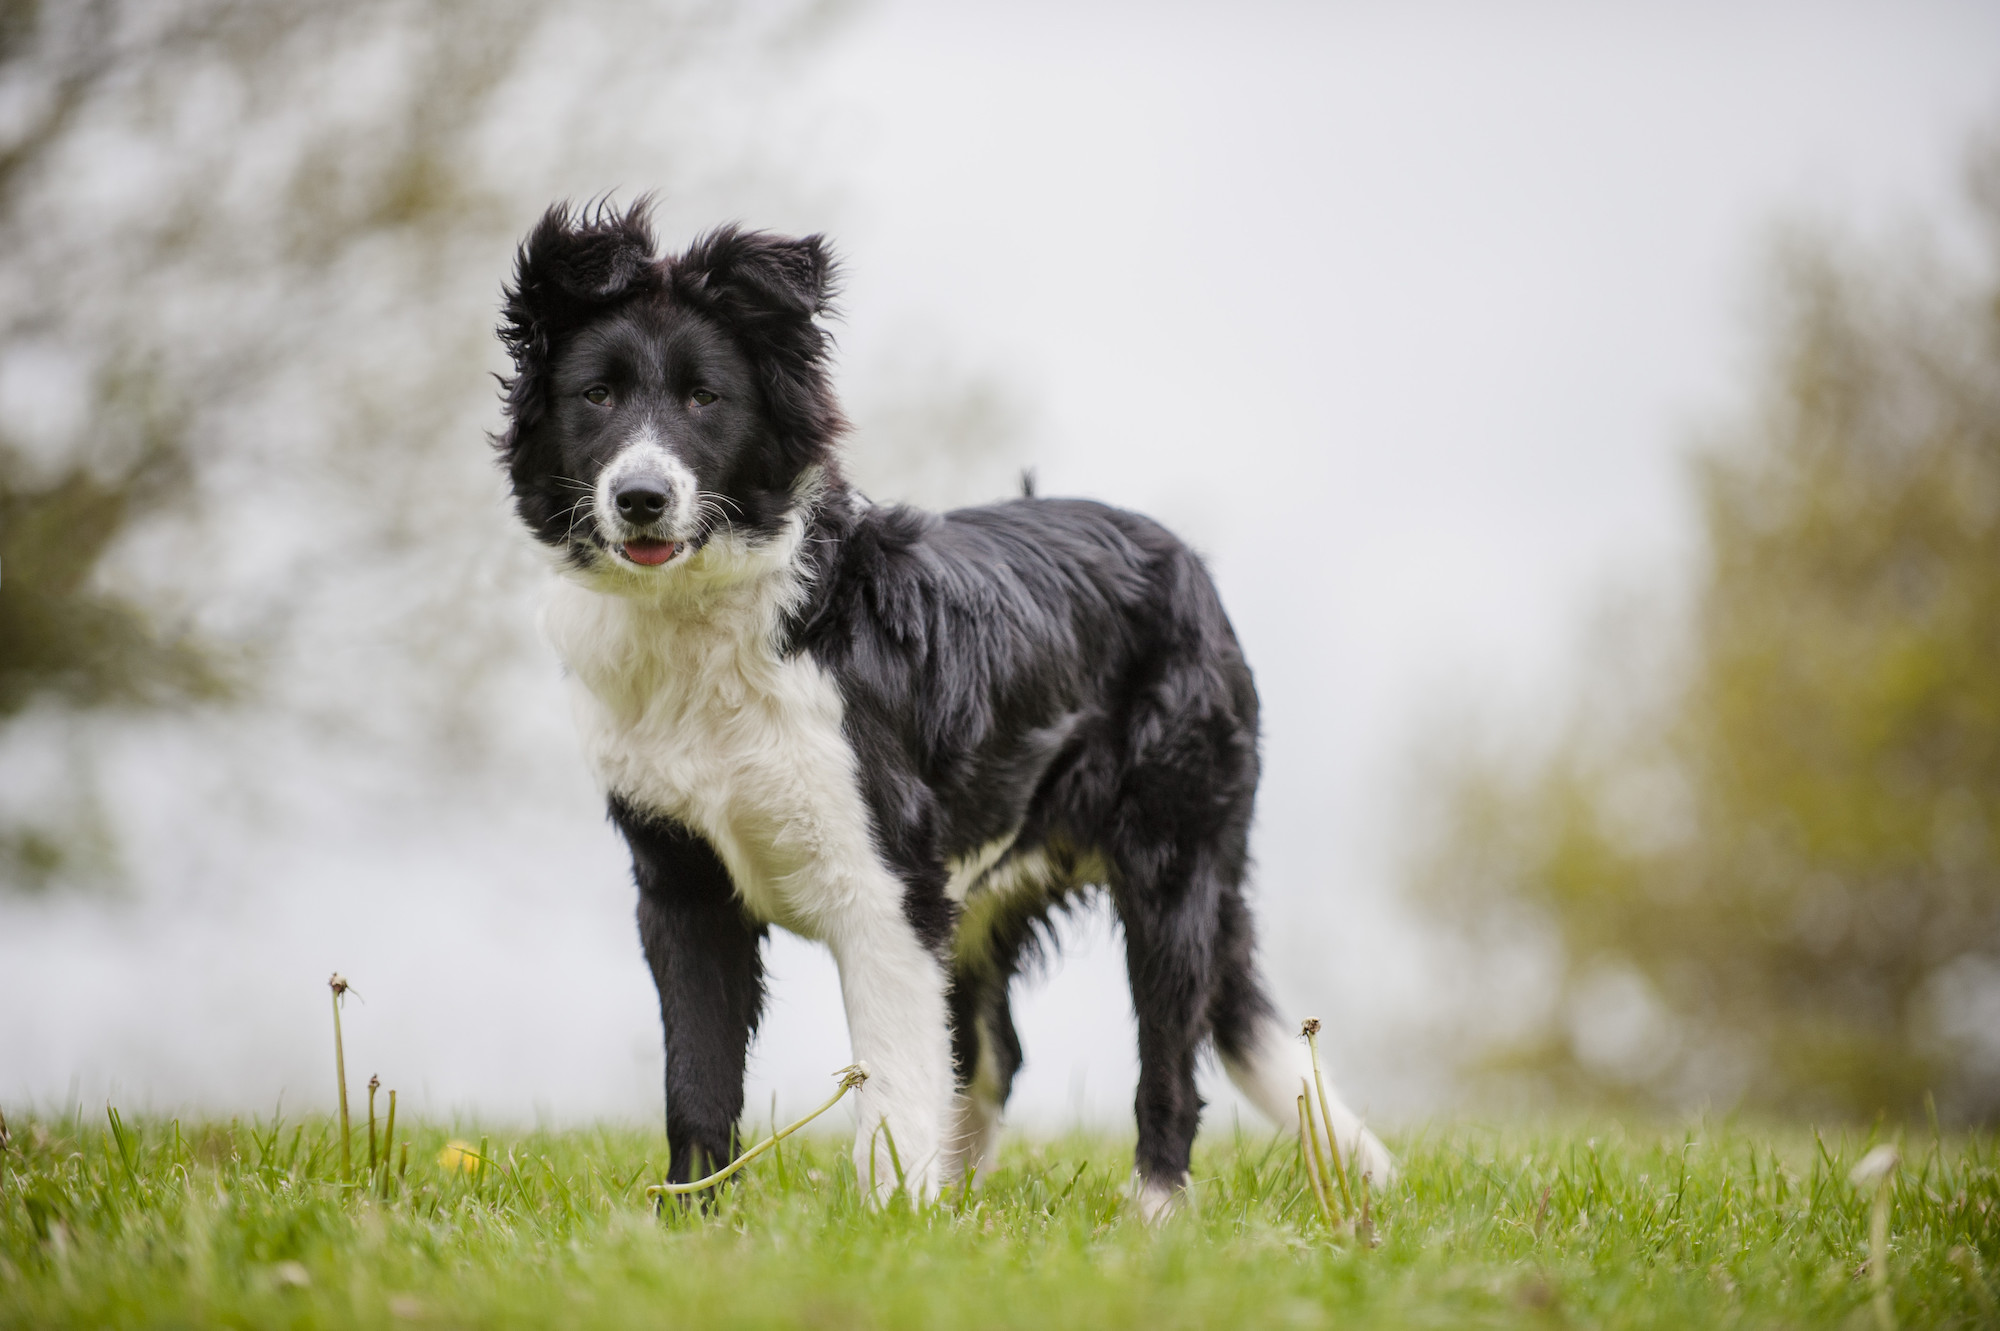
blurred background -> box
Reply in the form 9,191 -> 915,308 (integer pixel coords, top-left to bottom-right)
4,0 -> 1999,1134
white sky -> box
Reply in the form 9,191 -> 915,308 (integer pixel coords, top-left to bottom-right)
6,0 -> 1998,1138
797,0 -> 2000,1124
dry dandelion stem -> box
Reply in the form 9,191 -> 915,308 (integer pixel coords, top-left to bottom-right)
1299,1080 -> 1338,1223
1296,1092 -> 1335,1230
328,974 -> 352,1183
649,1064 -> 869,1199
380,1090 -> 398,1197
1301,1019 -> 1354,1215
367,1075 -> 380,1172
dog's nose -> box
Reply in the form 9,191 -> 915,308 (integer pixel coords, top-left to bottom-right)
615,481 -> 670,523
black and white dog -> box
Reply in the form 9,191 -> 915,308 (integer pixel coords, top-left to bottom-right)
495,201 -> 1389,1215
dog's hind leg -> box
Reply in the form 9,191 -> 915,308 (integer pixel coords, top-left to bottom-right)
1089,645 -> 1258,1216
1112,852 -> 1225,1223
946,975 -> 1022,1185
1209,889 -> 1395,1186
945,872 -> 1049,1186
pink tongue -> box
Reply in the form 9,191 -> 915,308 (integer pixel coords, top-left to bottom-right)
623,540 -> 679,566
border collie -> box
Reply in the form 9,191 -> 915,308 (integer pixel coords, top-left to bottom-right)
494,201 -> 1390,1216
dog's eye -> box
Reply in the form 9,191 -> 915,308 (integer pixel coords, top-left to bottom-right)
690,389 -> 717,407
583,385 -> 611,406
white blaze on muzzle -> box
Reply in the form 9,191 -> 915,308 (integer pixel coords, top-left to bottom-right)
593,430 -> 700,542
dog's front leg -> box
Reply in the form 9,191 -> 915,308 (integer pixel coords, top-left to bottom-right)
826,903 -> 953,1204
617,802 -> 768,1192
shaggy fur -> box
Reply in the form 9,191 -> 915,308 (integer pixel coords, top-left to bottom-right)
494,200 -> 1389,1207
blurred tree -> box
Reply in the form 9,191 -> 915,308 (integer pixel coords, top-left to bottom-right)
1413,136 -> 2000,1121
0,0 -> 849,892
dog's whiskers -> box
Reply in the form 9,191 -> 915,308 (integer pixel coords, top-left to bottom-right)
697,490 -> 744,518
693,493 -> 739,547
558,493 -> 597,547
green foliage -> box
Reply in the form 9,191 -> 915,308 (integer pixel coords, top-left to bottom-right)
0,1114 -> 1994,1328
1413,143 -> 2000,1120
0,0 -> 796,892
0,0 -> 984,898
0,448 -> 229,723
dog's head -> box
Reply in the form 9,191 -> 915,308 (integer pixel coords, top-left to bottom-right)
495,200 -> 845,581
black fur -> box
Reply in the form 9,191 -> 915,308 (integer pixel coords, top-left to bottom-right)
611,795 -> 769,1185
497,202 -> 1282,1198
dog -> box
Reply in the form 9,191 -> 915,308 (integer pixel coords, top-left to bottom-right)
494,201 -> 1390,1215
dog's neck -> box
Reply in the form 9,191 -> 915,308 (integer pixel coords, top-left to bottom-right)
539,467 -> 839,722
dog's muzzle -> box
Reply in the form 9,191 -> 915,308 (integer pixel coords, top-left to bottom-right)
596,443 -> 698,567
614,480 -> 684,565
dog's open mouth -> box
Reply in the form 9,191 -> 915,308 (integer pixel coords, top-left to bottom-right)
621,539 -> 683,567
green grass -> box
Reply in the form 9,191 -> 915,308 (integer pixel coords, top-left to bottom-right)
2,1108 -> 1996,1328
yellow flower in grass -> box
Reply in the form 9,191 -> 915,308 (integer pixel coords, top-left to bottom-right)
437,1139 -> 481,1173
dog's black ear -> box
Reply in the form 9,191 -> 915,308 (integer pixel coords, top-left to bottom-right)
670,226 -> 846,469
671,226 -> 838,325
497,198 -> 658,430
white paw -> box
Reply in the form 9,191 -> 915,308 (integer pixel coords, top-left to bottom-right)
1132,1174 -> 1185,1224
853,1126 -> 943,1205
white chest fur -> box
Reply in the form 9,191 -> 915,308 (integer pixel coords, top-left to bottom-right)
543,535 -> 960,1199
539,541 -> 889,940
